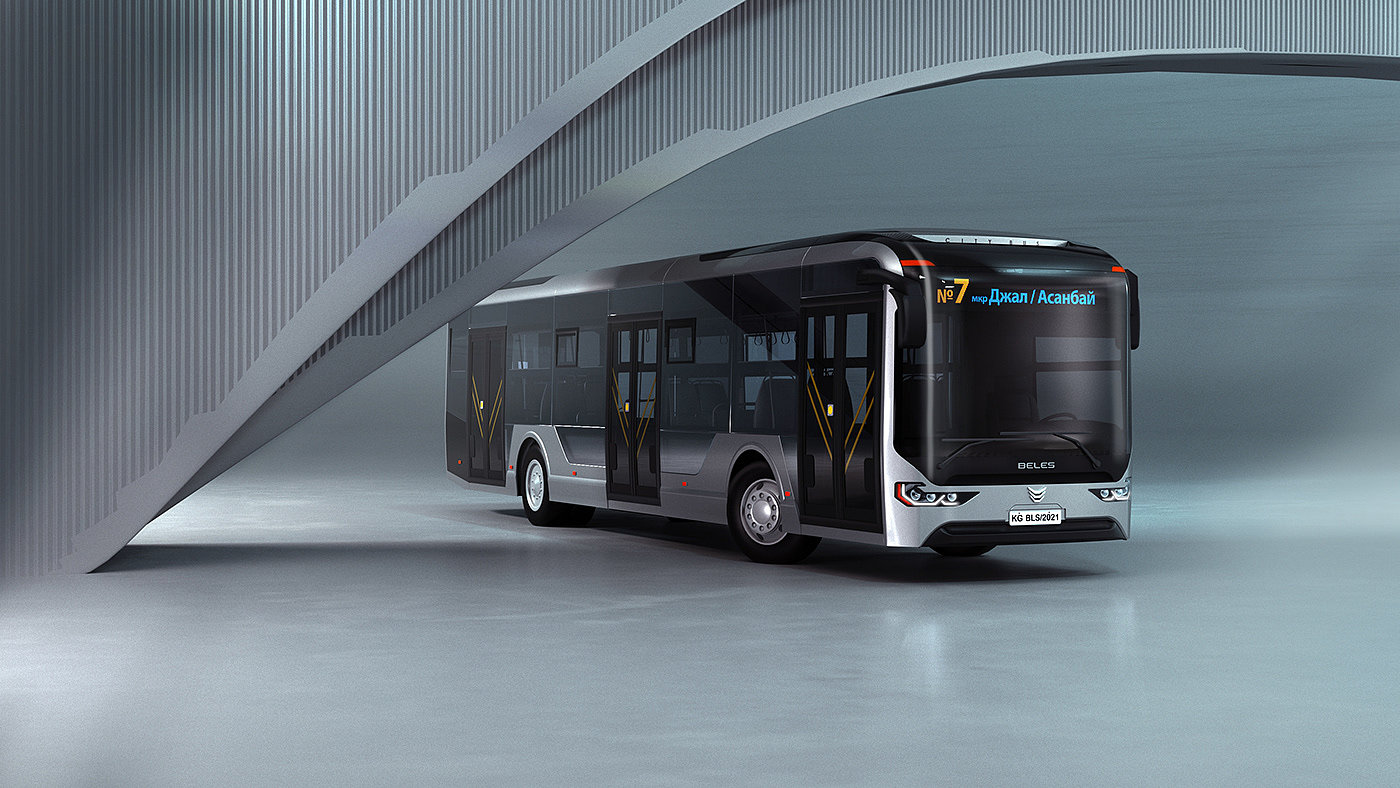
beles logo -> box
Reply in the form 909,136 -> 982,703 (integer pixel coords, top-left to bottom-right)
1018,461 -> 1055,469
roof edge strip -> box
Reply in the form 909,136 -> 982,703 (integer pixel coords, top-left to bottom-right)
698,228 -> 1109,261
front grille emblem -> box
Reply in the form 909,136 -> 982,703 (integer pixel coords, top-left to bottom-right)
1027,486 -> 1047,503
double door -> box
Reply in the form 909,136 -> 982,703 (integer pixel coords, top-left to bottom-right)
799,299 -> 882,530
607,318 -> 661,502
466,327 -> 506,484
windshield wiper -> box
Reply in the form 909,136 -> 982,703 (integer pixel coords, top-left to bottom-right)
936,436 -> 1014,469
937,431 -> 1102,470
999,431 -> 1103,469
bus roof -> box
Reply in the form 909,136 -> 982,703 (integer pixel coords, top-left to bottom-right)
482,229 -> 1116,306
697,229 -> 1109,260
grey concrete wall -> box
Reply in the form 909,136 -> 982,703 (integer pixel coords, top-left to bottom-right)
1,0 -> 739,576
4,0 -> 1400,577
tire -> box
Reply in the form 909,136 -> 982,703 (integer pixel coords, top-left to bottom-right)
727,462 -> 820,564
520,445 -> 594,526
931,544 -> 994,558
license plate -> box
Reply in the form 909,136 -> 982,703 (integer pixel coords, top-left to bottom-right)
1009,508 -> 1062,526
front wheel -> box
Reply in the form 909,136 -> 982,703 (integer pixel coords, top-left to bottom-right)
520,446 -> 593,526
727,463 -> 819,564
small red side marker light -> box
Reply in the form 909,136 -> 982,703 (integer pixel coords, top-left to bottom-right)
681,480 -> 687,486
572,471 -> 577,476
784,491 -> 791,497
457,460 -> 461,464
900,259 -> 934,267
1112,265 -> 1126,272
509,465 -> 514,470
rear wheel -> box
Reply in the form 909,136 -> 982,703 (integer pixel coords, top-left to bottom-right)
520,445 -> 593,526
727,462 -> 820,564
931,544 -> 994,557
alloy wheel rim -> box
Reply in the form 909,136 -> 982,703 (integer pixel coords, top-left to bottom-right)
741,478 -> 783,545
526,460 -> 545,511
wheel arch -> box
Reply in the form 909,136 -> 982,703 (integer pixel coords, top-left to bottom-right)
515,433 -> 547,498
729,447 -> 777,490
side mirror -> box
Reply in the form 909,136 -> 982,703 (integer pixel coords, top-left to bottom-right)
856,268 -> 926,349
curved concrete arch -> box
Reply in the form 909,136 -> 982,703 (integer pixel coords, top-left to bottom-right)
52,0 -> 748,575
9,0 -> 1398,576
4,0 -> 744,578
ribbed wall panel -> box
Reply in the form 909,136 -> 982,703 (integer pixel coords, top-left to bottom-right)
4,0 -> 1399,577
309,0 -> 1400,369
0,0 -> 686,577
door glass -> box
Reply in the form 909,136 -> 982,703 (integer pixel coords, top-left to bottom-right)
803,311 -> 838,518
846,312 -> 867,359
613,369 -> 631,429
619,329 -> 632,363
639,326 -> 657,364
843,310 -> 877,518
637,370 -> 657,422
635,368 -> 658,490
610,361 -> 631,489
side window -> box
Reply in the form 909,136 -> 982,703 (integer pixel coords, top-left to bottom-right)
663,279 -> 731,431
506,299 -> 553,425
552,293 -> 607,426
556,329 -> 579,368
666,319 -> 695,364
732,269 -> 799,435
446,316 -> 471,422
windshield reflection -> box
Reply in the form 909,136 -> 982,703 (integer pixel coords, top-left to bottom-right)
896,270 -> 1130,485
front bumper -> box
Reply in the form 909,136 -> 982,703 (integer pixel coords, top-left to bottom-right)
921,516 -> 1127,548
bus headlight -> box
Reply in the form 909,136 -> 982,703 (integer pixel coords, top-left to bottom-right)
896,483 -> 978,507
1090,480 -> 1130,502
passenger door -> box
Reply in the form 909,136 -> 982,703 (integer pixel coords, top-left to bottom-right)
799,300 -> 882,530
466,326 -> 507,484
606,317 -> 661,503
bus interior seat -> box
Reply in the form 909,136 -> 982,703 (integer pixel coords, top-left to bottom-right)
694,381 -> 727,429
533,379 -> 552,423
666,377 -> 726,429
669,376 -> 699,426
553,375 -> 583,424
505,376 -> 525,421
508,373 -> 552,423
754,376 -> 797,434
565,374 -> 601,427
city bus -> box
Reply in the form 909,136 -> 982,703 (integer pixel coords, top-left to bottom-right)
446,230 -> 1139,563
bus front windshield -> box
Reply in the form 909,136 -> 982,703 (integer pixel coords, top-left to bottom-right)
895,269 -> 1131,485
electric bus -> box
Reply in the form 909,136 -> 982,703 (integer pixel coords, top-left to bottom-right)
446,230 -> 1139,563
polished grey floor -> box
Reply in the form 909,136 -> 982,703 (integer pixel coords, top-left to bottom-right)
3,463 -> 1398,785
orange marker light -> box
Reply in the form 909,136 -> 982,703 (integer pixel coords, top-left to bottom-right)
1112,265 -> 1126,272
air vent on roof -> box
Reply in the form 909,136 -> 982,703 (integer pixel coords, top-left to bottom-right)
915,234 -> 1069,247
